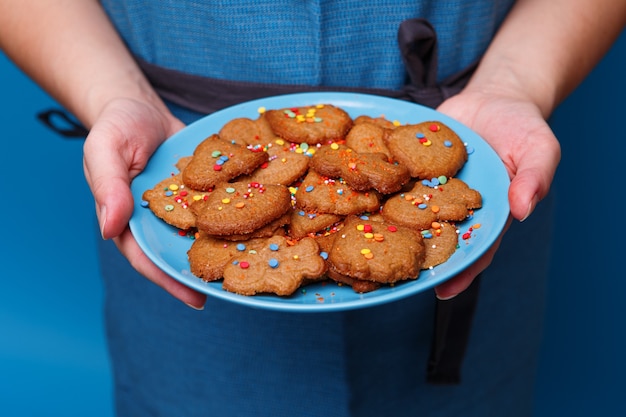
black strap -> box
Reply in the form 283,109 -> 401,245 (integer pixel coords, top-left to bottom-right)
427,274 -> 482,384
36,108 -> 89,138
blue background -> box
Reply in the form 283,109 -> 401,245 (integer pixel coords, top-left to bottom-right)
1,30 -> 625,416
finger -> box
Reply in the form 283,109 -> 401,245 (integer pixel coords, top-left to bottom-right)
508,129 -> 560,221
83,126 -> 136,239
114,228 -> 207,309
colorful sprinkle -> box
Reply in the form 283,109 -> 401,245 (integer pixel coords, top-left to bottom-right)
268,258 -> 279,268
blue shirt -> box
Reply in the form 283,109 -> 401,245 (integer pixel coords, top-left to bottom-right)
102,0 -> 514,88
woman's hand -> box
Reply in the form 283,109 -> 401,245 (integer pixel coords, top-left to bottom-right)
83,98 -> 208,309
433,88 -> 561,299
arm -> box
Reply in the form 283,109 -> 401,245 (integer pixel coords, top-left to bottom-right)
0,0 -> 206,308
435,0 -> 625,298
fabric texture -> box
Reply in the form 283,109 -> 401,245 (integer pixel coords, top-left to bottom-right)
101,0 -> 515,86
99,194 -> 553,417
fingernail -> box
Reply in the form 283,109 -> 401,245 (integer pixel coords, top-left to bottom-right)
436,293 -> 458,301
98,205 -> 107,239
520,197 -> 537,222
185,302 -> 205,311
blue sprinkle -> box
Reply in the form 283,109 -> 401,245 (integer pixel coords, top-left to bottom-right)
219,155 -> 229,162
418,203 -> 428,210
141,200 -> 149,208
268,258 -> 279,268
236,243 -> 246,251
421,179 -> 433,187
416,132 -> 425,139
421,231 -> 433,239
232,260 -> 239,265
269,243 -> 279,251
320,251 -> 329,260
466,145 -> 475,155
165,191 -> 173,197
431,177 -> 440,186
305,185 -> 314,192
444,140 -> 452,147
298,210 -> 305,216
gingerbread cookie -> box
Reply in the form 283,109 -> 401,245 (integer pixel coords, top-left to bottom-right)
264,104 -> 353,145
345,121 -> 393,159
219,212 -> 289,242
327,216 -> 425,284
191,181 -> 291,236
218,114 -> 276,146
187,233 -> 267,282
222,235 -> 327,296
353,114 -> 397,130
294,170 -> 381,216
288,209 -> 343,239
381,177 -> 482,230
384,121 -> 467,179
421,222 -> 460,269
141,158 -> 207,230
182,134 -> 269,191
325,266 -> 381,293
240,138 -> 311,186
309,143 -> 410,194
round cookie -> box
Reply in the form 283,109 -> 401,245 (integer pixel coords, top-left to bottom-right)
240,138 -> 311,186
421,222 -> 460,269
141,157 -> 207,230
384,121 -> 467,179
218,114 -> 276,146
182,134 -> 269,191
191,181 -> 291,236
288,209 -> 343,240
327,216 -> 425,284
309,143 -> 410,194
264,104 -> 353,145
294,170 -> 381,216
381,177 -> 482,230
345,121 -> 394,159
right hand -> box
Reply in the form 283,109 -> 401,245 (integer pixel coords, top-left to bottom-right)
83,97 -> 208,309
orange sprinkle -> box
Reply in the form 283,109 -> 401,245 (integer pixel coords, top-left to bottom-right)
431,205 -> 440,213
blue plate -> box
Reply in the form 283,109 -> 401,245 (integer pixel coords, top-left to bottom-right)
129,92 -> 510,312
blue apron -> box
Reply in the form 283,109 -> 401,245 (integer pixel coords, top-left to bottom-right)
40,2 -> 552,415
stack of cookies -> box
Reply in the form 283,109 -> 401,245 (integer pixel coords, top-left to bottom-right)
142,104 -> 482,296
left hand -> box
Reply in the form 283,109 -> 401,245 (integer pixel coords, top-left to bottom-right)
433,88 -> 561,299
